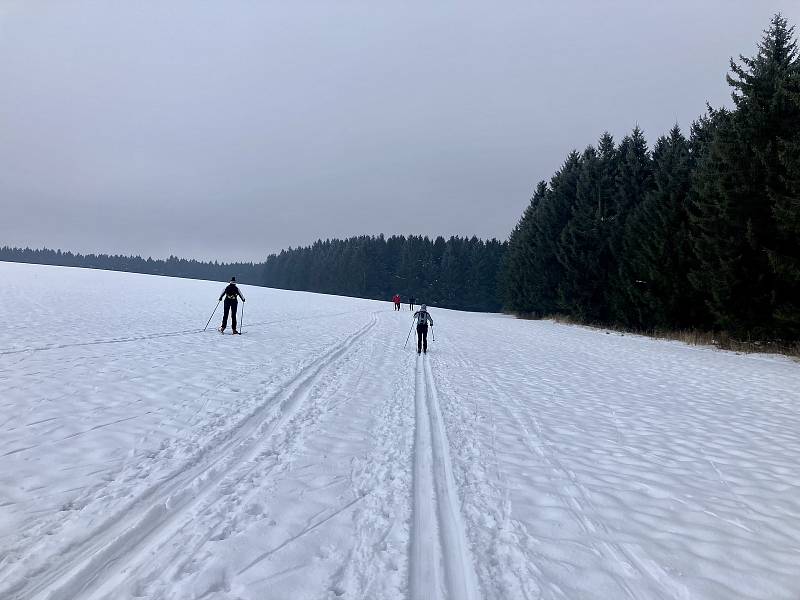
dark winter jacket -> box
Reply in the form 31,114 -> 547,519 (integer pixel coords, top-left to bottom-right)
219,283 -> 245,302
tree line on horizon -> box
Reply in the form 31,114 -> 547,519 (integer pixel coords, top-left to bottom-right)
0,246 -> 263,285
502,14 -> 800,341
0,236 -> 507,313
261,235 -> 506,312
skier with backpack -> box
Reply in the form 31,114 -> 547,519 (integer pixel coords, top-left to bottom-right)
392,293 -> 401,311
218,277 -> 245,334
412,304 -> 434,354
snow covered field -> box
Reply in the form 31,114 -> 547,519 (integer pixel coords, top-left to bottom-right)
1,261 -> 799,600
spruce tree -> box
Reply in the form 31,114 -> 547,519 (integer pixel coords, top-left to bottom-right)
622,126 -> 696,328
770,124 -> 800,337
502,181 -> 548,313
763,16 -> 800,338
607,127 -> 654,324
556,133 -> 618,322
691,14 -> 799,337
529,151 -> 582,315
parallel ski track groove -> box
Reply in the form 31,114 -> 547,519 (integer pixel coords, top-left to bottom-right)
409,354 -> 479,600
113,320 -> 380,594
1,313 -> 378,600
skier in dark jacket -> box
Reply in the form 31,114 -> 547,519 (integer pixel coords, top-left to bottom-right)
412,304 -> 433,354
219,277 -> 245,334
409,296 -> 416,311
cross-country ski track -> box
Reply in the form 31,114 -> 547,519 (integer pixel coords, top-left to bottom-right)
410,355 -> 479,600
3,315 -> 378,600
2,262 -> 800,600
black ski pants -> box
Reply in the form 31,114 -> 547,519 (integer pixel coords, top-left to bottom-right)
416,323 -> 428,352
222,298 -> 238,331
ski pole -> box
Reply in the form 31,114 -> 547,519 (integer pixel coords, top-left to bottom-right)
204,300 -> 221,331
431,325 -> 435,342
240,301 -> 244,334
404,320 -> 415,348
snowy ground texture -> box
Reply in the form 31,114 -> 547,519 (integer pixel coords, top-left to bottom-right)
1,262 -> 799,600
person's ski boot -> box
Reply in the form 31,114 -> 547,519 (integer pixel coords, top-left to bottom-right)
423,348 -> 427,354
417,349 -> 421,354
233,330 -> 240,335
219,326 -> 225,333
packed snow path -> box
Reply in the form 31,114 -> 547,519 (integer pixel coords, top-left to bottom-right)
1,263 -> 800,600
410,355 -> 479,600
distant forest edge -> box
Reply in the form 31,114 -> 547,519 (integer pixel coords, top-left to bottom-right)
502,14 -> 800,342
3,15 -> 800,339
262,235 -> 506,312
0,234 -> 507,313
0,247 -> 264,287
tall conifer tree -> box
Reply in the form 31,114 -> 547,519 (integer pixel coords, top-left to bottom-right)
502,182 -> 548,313
691,14 -> 799,336
557,133 -> 617,321
607,127 -> 654,324
530,152 -> 582,315
622,126 -> 696,328
762,16 -> 800,337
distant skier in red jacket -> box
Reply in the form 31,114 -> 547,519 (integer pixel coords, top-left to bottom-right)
392,294 -> 401,311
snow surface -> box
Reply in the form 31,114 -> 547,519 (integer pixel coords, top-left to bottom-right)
1,261 -> 799,600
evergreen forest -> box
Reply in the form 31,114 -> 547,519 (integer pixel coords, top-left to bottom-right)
261,235 -> 506,312
502,14 -> 800,341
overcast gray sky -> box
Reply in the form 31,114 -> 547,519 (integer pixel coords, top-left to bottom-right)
1,1 -> 798,262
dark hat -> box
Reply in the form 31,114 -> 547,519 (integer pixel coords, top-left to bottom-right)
230,277 -> 236,282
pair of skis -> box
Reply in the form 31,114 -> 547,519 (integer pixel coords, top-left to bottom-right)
205,299 -> 245,334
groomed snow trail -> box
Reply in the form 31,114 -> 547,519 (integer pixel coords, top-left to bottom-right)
410,354 -> 479,600
428,313 -> 800,600
2,314 -> 379,600
3,262 -> 800,600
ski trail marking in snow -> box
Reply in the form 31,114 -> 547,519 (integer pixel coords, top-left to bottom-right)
325,322 -> 414,599
0,328 -> 205,356
126,327 -> 381,595
0,314 -> 378,600
423,357 -> 481,600
431,352 -> 552,600
3,415 -> 150,456
60,414 -> 145,440
411,354 -> 438,600
24,417 -> 59,427
410,354 -> 479,600
238,494 -> 367,575
0,308 -> 364,356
